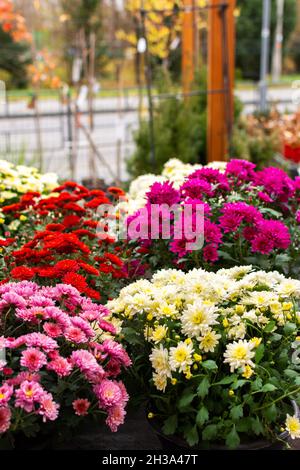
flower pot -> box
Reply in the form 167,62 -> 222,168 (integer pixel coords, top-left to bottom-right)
148,401 -> 299,451
150,422 -> 286,451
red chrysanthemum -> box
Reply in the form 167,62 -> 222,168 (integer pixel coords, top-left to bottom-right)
11,266 -> 35,281
62,215 -> 81,228
62,272 -> 88,293
104,253 -> 123,267
78,261 -> 99,275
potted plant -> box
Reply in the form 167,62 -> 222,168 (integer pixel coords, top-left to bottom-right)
125,160 -> 300,278
108,266 -> 300,449
0,280 -> 131,449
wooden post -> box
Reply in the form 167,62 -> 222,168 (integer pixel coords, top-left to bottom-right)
207,0 -> 236,162
182,0 -> 195,95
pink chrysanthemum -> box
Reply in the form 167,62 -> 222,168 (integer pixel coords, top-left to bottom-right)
20,348 -> 47,372
106,404 -> 126,432
72,398 -> 90,416
43,322 -> 63,338
15,380 -> 44,412
0,383 -> 13,406
64,326 -> 87,344
70,317 -> 95,339
100,340 -> 132,368
38,392 -> 60,422
146,181 -> 180,206
203,244 -> 219,263
0,406 -> 11,434
47,356 -> 72,377
93,379 -> 122,408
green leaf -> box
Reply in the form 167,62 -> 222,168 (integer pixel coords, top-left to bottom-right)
251,377 -> 263,391
202,424 -> 218,441
231,379 -> 247,389
261,383 -> 277,392
218,250 -> 235,261
178,389 -> 196,410
196,406 -> 209,427
236,417 -> 253,433
264,321 -> 276,333
225,426 -> 240,449
184,425 -> 199,447
162,415 -> 178,436
251,417 -> 264,436
284,322 -> 297,335
197,377 -> 210,398
274,253 -> 291,265
284,369 -> 299,379
230,404 -> 243,421
260,207 -> 282,218
263,403 -> 277,422
201,360 -> 218,370
122,327 -> 143,345
217,375 -> 237,385
255,344 -> 265,363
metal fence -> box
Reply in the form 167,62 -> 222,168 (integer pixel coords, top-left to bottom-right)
0,86 -> 297,183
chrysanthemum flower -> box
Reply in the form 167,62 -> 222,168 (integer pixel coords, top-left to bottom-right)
223,340 -> 255,373
20,348 -> 47,372
72,398 -> 90,416
169,341 -> 194,373
0,406 -> 11,434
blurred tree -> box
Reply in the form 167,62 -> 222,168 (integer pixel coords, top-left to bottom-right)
60,0 -> 105,82
116,0 -> 207,84
0,0 -> 32,88
236,0 -> 296,80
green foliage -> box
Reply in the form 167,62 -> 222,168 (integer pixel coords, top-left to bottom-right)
127,71 -> 245,178
236,0 -> 297,80
0,28 -> 31,89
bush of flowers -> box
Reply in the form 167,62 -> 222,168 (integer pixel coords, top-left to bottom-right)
0,181 -> 129,303
108,266 -> 300,449
127,159 -> 300,277
0,280 -> 131,448
121,158 -> 225,215
0,160 -> 58,233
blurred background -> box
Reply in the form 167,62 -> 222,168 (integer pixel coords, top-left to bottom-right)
1,0 -> 300,184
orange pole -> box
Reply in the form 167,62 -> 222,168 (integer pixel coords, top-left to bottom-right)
182,0 -> 195,95
207,0 -> 236,162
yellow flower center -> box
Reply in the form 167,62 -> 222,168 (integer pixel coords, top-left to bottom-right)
288,419 -> 300,433
25,390 -> 33,397
0,393 -> 5,399
174,349 -> 188,363
233,345 -> 247,360
192,310 -> 205,324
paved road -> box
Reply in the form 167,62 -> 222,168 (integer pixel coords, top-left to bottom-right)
0,87 -> 296,183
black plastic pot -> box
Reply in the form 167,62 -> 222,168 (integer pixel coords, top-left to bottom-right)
149,419 -> 287,451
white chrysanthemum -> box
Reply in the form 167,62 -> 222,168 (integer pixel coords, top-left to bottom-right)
228,323 -> 246,340
169,341 -> 194,372
242,291 -> 276,308
223,340 -> 255,372
155,301 -> 179,319
206,161 -> 227,172
152,269 -> 186,287
199,330 -> 221,352
150,325 -> 168,343
277,279 -> 300,297
285,414 -> 300,439
153,372 -> 168,392
217,265 -> 253,279
149,345 -> 171,376
181,300 -> 218,337
242,309 -> 258,323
